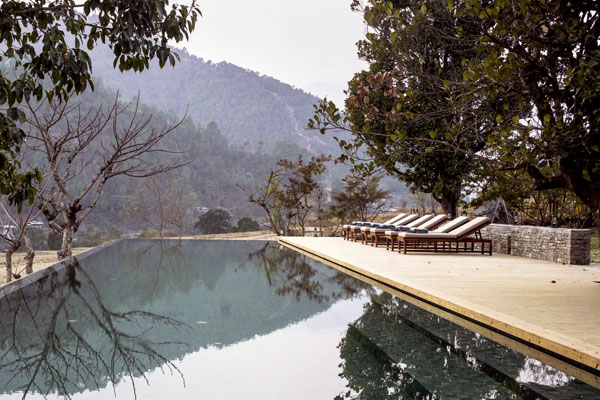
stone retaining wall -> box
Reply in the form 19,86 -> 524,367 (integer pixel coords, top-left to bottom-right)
480,224 -> 591,265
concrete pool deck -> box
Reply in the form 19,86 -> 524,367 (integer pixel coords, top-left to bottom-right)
279,236 -> 600,383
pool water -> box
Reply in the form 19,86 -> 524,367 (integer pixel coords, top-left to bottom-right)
0,240 -> 597,399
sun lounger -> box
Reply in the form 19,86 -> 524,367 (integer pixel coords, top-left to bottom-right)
391,216 -> 492,255
385,215 -> 468,251
343,213 -> 407,241
361,214 -> 423,246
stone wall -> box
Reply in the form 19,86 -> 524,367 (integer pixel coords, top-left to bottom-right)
480,224 -> 591,265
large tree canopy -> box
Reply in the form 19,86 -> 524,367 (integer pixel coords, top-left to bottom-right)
0,0 -> 200,205
311,0 -> 599,222
310,0 -> 517,216
459,0 -> 600,222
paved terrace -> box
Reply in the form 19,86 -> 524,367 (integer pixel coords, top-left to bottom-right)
279,236 -> 600,385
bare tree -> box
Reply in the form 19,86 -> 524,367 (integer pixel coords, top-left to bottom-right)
0,257 -> 186,398
0,187 -> 48,282
426,194 -> 441,215
25,95 -> 186,262
125,176 -> 195,239
239,170 -> 285,235
409,191 -> 428,215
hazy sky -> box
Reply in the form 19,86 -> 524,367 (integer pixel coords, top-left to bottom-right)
180,0 -> 368,105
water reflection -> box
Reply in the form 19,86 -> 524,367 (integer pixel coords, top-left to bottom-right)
0,240 -> 357,398
335,292 -> 600,400
244,242 -> 373,303
0,240 -> 597,399
0,257 -> 186,398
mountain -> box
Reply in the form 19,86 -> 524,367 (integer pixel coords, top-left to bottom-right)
6,44 -> 409,238
90,46 -> 338,154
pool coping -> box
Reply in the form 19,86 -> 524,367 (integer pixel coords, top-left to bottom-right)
278,236 -> 600,382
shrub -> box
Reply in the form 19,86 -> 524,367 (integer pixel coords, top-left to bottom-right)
194,209 -> 232,234
139,229 -> 160,238
232,216 -> 259,232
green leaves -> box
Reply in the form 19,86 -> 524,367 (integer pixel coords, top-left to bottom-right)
0,0 -> 202,207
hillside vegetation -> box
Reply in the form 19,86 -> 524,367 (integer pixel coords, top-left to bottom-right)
20,83 -> 316,235
91,46 -> 337,153
5,45 -> 407,239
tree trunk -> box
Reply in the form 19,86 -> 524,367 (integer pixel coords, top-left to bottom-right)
23,231 -> 35,275
439,185 -> 461,218
260,205 -> 281,236
5,242 -> 19,283
5,248 -> 14,283
529,157 -> 600,229
59,224 -> 74,263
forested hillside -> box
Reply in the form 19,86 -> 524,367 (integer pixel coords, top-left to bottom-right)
19,83 -> 316,235
6,45 -> 408,239
90,46 -> 336,153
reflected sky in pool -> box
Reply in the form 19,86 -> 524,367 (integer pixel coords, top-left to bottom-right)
0,240 -> 597,399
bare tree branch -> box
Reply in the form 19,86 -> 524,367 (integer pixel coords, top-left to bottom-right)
24,94 -> 188,261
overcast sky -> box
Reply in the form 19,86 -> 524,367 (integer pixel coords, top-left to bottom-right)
180,0 -> 368,105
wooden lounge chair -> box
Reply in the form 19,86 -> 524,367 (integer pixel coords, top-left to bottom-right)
384,216 -> 469,251
393,216 -> 492,255
343,213 -> 407,241
385,215 -> 469,251
361,214 -> 422,246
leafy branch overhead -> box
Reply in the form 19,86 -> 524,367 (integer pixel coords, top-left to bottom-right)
0,0 -> 201,204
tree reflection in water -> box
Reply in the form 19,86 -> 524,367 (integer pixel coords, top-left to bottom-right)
245,242 -> 373,303
335,292 -> 599,400
0,256 -> 187,399
335,293 -> 434,400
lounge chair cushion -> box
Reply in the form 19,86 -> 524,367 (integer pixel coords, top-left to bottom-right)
393,214 -> 419,226
397,217 -> 490,239
410,227 -> 428,233
385,213 -> 407,225
377,224 -> 396,230
399,232 -> 457,239
405,214 -> 434,228
419,215 -> 449,230
361,226 -> 376,232
447,217 -> 490,238
432,216 -> 469,233
368,225 -> 396,233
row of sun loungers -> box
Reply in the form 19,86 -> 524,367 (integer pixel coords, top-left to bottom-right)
343,213 -> 492,255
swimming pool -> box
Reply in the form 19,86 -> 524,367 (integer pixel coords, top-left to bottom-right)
0,240 -> 597,399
